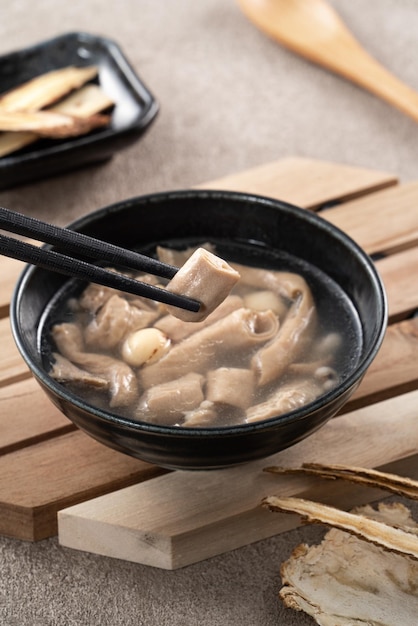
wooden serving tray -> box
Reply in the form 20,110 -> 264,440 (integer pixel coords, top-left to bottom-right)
1,157 -> 418,568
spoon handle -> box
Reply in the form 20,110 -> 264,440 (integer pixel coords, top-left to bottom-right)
238,0 -> 418,123
307,27 -> 418,123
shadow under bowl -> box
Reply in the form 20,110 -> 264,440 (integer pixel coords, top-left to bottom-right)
10,190 -> 387,470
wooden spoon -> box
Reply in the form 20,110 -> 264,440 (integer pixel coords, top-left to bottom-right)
237,0 -> 418,122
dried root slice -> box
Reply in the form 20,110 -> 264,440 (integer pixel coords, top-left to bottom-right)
265,462 -> 418,500
0,65 -> 98,112
0,84 -> 114,157
263,495 -> 418,560
279,502 -> 418,626
52,83 -> 114,117
0,131 -> 36,158
0,110 -> 109,137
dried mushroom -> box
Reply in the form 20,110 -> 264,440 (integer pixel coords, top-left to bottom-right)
263,463 -> 418,625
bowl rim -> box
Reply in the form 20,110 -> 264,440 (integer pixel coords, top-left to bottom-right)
10,189 -> 388,438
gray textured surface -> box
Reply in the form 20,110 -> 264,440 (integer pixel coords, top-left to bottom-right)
1,1 -> 418,624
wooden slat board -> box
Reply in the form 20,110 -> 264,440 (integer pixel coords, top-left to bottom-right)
0,316 -> 32,387
0,244 -> 36,316
1,157 -> 418,560
197,157 -> 398,208
375,247 -> 418,322
0,431 -> 166,540
0,377 -> 74,455
346,317 -> 418,411
58,389 -> 418,569
323,181 -> 418,256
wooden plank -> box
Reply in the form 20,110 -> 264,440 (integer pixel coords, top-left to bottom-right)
0,430 -> 167,541
0,316 -> 31,387
376,247 -> 418,322
322,181 -> 418,256
0,256 -> 27,319
58,389 -> 418,569
196,157 -> 397,208
346,317 -> 418,411
1,157 -> 415,550
0,377 -> 74,455
0,291 -> 415,541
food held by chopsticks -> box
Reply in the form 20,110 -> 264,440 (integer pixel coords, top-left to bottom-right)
0,65 -> 114,157
263,463 -> 418,625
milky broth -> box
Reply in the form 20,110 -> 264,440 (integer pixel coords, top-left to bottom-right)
42,239 -> 363,427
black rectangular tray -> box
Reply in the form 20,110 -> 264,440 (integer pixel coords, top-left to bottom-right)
0,32 -> 159,189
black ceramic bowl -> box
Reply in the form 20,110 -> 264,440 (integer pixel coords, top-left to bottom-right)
11,190 -> 387,470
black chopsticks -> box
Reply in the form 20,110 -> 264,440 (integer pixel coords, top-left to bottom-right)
0,207 -> 200,313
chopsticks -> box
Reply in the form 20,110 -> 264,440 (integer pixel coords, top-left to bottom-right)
0,207 -> 200,312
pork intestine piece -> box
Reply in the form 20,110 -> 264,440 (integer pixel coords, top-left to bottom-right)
230,265 -> 308,301
136,373 -> 205,424
165,247 -> 240,322
206,367 -> 256,410
154,294 -> 244,343
50,352 -> 109,389
78,282 -> 118,313
243,290 -> 288,318
287,360 -> 339,391
251,274 -> 316,386
84,294 -> 160,351
314,366 -> 339,391
52,322 -> 138,407
139,307 -> 279,388
182,401 -> 218,427
78,269 -> 162,315
156,245 -> 195,268
84,294 -> 133,350
310,331 -> 343,360
245,378 -> 322,423
156,243 -> 215,268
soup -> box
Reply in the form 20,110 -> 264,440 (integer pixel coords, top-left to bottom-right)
44,241 -> 363,427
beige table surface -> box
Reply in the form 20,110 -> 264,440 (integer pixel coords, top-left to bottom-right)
1,1 -> 418,624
